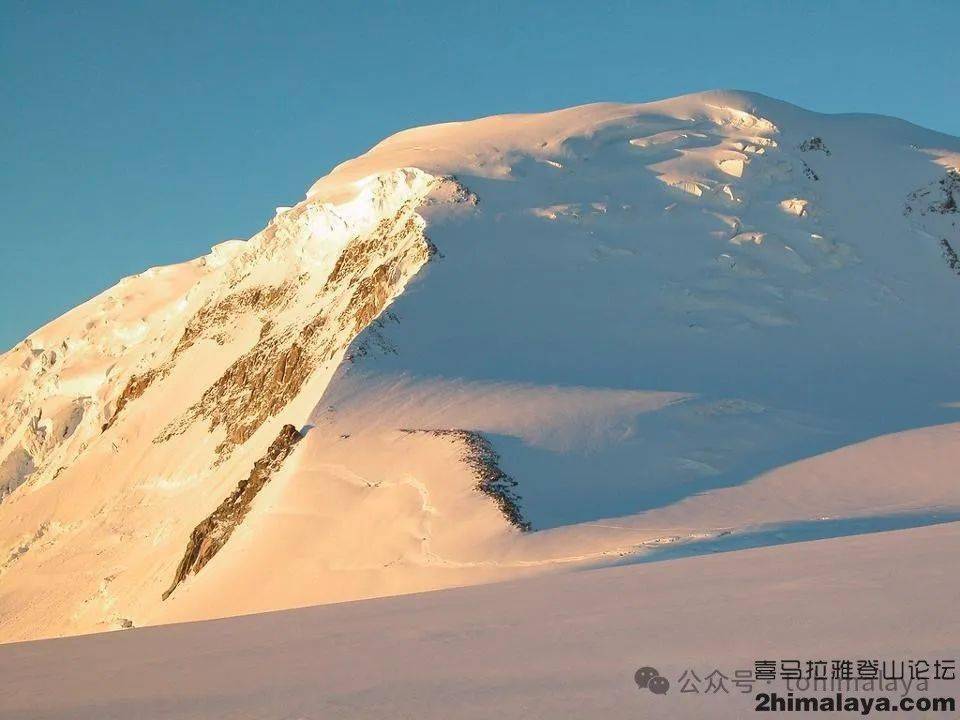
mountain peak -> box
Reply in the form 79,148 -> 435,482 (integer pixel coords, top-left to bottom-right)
1,93 -> 959,641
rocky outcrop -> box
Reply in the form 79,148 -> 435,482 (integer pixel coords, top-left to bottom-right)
798,137 -> 831,155
801,160 -> 819,181
402,429 -> 531,531
96,174 -> 474,469
932,169 -> 959,214
905,169 -> 960,217
173,283 -> 294,358
345,312 -> 400,363
102,284 -> 294,434
162,423 -> 303,600
940,239 -> 960,275
159,194 -> 442,458
173,284 -> 294,358
158,330 -> 317,456
904,169 -> 959,276
461,432 -> 532,532
102,368 -> 161,431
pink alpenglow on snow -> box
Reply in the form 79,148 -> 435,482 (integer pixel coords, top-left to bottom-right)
1,91 -> 959,663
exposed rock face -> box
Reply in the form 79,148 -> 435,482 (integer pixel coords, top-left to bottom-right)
801,160 -> 819,181
101,284 -> 296,433
1,172 -> 470,513
940,239 -> 960,275
157,191 -> 445,458
905,169 -> 960,217
0,166 -> 477,637
173,284 -> 294,358
905,169 -> 959,275
460,431 -> 532,532
345,312 -> 400,362
162,332 -> 315,454
401,429 -> 531,531
162,423 -> 303,600
798,136 -> 831,155
102,369 -> 161,431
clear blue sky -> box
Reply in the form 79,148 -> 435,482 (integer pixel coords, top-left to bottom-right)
2,0 -> 958,349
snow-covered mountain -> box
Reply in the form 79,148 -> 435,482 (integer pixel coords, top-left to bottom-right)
2,90 -> 959,642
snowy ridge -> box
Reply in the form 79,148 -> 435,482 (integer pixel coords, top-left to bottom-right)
1,90 -> 960,641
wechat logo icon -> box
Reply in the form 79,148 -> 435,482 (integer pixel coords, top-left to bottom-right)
634,666 -> 670,695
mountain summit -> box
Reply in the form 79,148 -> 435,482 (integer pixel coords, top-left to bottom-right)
2,91 -> 959,641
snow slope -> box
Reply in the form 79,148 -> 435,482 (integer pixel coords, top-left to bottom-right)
1,90 -> 959,641
2,519 -> 958,719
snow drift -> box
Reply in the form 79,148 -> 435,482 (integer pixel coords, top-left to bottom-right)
1,90 -> 960,642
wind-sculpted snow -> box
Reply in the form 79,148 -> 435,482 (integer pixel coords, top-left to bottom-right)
6,519 -> 960,720
400,429 -> 532,531
0,167 -> 470,639
2,90 -> 960,642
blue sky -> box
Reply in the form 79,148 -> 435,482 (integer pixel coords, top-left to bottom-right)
2,0 -> 958,349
